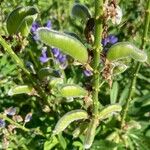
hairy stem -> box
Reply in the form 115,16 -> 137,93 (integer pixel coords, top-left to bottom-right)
120,0 -> 150,128
92,0 -> 103,116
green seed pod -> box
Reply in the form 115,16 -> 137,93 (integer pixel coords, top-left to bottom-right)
38,67 -> 60,79
72,122 -> 88,138
71,3 -> 91,21
49,78 -> 64,88
84,119 -> 98,149
107,42 -> 147,62
6,6 -> 38,36
37,28 -> 88,63
8,85 -> 33,96
60,84 -> 87,98
112,63 -> 128,75
53,109 -> 88,135
98,104 -> 122,120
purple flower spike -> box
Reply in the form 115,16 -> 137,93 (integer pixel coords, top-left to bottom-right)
39,47 -> 49,63
83,69 -> 93,77
0,119 -> 6,128
46,20 -> 52,29
5,107 -> 16,116
31,22 -> 40,33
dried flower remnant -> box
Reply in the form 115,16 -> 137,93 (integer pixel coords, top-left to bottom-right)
24,112 -> 32,123
104,0 -> 122,25
4,107 -> 16,116
12,115 -> 23,123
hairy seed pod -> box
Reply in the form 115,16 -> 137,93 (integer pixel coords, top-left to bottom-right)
6,6 -> 38,36
8,85 -> 33,96
107,42 -> 147,62
112,63 -> 128,75
84,119 -> 98,149
98,104 -> 122,120
60,84 -> 87,98
72,122 -> 88,138
71,3 -> 91,21
37,28 -> 88,63
53,109 -> 88,135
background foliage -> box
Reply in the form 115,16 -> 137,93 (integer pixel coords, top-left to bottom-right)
0,0 -> 150,149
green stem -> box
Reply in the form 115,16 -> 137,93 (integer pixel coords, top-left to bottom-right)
92,0 -> 103,116
0,113 -> 29,132
0,35 -> 30,75
0,113 -> 45,137
120,0 -> 150,128
0,35 -> 49,104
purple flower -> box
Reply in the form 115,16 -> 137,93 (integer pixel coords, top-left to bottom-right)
31,20 -> 52,40
39,47 -> 49,63
83,69 -> 93,77
51,48 -> 67,66
0,119 -> 6,128
57,54 -> 67,63
46,20 -> 52,29
102,35 -> 118,47
31,22 -> 40,33
51,48 -> 60,57
5,107 -> 16,116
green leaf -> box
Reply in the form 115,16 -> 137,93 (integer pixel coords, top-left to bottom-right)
58,133 -> 67,150
110,81 -> 119,104
119,86 -> 130,105
37,28 -> 88,63
107,42 -> 147,62
71,3 -> 91,21
44,136 -> 58,150
6,6 -> 38,36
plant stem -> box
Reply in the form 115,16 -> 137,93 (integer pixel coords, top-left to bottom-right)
0,113 -> 45,137
0,35 -> 49,104
92,0 -> 103,116
120,0 -> 150,128
0,113 -> 29,132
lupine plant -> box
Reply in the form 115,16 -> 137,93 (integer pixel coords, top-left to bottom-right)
0,0 -> 150,149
